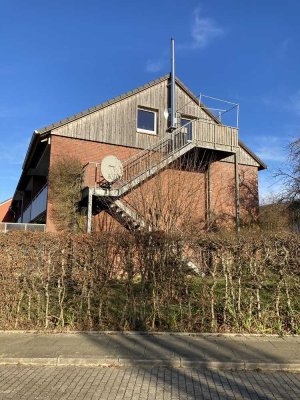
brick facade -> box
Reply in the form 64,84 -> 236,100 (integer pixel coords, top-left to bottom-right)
47,135 -> 259,233
47,135 -> 139,232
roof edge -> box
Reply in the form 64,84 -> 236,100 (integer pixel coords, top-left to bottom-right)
37,74 -> 170,134
175,77 -> 221,124
238,139 -> 267,170
0,198 -> 12,206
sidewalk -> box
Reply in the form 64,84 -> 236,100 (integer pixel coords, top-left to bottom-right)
0,332 -> 299,371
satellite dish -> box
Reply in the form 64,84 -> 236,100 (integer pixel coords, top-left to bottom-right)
101,155 -> 123,183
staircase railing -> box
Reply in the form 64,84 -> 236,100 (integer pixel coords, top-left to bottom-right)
112,119 -> 195,190
82,117 -> 238,191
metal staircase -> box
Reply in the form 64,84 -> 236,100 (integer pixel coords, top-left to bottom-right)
83,117 -> 238,199
110,121 -> 195,196
105,197 -> 201,274
83,117 -> 238,239
107,198 -> 148,232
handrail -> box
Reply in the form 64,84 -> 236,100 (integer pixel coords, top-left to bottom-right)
120,118 -> 201,168
0,222 -> 46,233
112,119 -> 195,190
82,117 -> 238,192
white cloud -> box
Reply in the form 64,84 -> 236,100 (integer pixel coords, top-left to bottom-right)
258,171 -> 285,204
256,146 -> 286,163
145,60 -> 164,73
191,7 -> 224,49
145,6 -> 224,73
252,135 -> 287,163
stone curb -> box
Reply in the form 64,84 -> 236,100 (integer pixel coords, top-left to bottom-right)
0,357 -> 299,371
0,330 -> 299,337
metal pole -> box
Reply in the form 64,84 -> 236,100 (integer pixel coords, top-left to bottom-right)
87,189 -> 92,233
170,38 -> 176,129
206,163 -> 211,228
234,153 -> 240,232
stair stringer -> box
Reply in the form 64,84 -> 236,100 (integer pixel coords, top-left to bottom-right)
106,198 -> 201,275
94,141 -> 195,198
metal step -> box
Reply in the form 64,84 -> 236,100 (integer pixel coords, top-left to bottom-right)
107,199 -> 201,274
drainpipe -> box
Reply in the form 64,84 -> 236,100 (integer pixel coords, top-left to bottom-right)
234,153 -> 240,232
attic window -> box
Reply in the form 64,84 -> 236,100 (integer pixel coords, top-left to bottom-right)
137,107 -> 157,135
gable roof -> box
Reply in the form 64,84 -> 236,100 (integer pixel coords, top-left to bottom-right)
238,139 -> 267,170
33,74 -> 265,170
36,74 -> 220,135
37,74 -> 170,135
0,198 -> 12,206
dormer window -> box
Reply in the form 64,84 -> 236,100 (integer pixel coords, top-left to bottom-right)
137,107 -> 157,135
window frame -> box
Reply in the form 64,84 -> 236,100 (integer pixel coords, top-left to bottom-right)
137,107 -> 158,135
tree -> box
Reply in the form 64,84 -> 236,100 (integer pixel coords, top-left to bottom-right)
277,138 -> 300,202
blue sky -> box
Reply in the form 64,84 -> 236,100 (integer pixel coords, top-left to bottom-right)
1,0 -> 299,203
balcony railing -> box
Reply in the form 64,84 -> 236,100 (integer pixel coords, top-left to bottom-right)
82,118 -> 238,191
20,184 -> 48,223
0,223 -> 46,233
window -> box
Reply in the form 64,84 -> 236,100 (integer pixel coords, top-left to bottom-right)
181,118 -> 193,141
137,108 -> 157,135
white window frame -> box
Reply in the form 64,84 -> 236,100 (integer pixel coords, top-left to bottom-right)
137,107 -> 157,135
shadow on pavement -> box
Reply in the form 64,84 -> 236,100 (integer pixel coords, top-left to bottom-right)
83,332 -> 286,399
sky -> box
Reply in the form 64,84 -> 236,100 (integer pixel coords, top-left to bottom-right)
0,0 -> 300,203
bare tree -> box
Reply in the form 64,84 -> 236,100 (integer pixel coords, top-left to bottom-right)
277,138 -> 300,202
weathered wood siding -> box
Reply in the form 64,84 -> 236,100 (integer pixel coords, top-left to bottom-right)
221,147 -> 260,167
49,77 -> 261,167
176,85 -> 211,121
193,122 -> 238,152
51,79 -> 214,149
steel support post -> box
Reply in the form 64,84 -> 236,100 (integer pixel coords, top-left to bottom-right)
234,153 -> 240,232
206,162 -> 211,227
87,189 -> 93,234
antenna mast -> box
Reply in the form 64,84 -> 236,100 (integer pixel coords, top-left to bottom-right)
170,38 -> 176,129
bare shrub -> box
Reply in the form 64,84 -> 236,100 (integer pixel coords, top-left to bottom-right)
0,230 -> 299,333
48,156 -> 85,232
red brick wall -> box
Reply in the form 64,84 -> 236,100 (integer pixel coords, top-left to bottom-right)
47,135 -> 259,232
125,167 -> 207,233
210,162 -> 258,226
47,135 -> 139,232
0,199 -> 13,222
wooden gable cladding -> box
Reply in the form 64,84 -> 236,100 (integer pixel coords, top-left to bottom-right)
50,78 -> 215,149
176,85 -> 210,121
222,146 -> 260,168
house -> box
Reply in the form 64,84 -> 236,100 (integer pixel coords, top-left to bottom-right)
0,199 -> 13,222
8,73 -> 266,234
